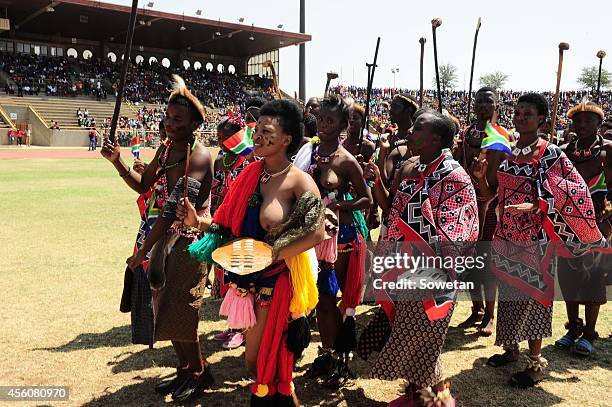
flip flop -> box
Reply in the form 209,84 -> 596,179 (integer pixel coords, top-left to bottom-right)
572,337 -> 594,357
555,333 -> 577,349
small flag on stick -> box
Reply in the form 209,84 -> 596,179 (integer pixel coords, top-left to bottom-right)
131,133 -> 140,158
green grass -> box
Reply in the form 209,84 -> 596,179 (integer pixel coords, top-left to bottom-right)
0,157 -> 610,406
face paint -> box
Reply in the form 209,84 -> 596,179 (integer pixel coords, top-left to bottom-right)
413,137 -> 425,148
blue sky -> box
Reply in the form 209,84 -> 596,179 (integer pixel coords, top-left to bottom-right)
105,0 -> 611,99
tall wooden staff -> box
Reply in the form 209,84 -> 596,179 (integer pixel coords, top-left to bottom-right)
419,37 -> 426,108
431,18 -> 443,112
466,17 -> 482,124
550,42 -> 570,141
359,37 -> 381,149
596,50 -> 606,103
109,0 -> 139,143
324,72 -> 339,97
263,60 -> 282,99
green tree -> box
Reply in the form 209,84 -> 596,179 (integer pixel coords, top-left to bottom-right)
577,66 -> 611,91
479,71 -> 509,90
432,63 -> 458,92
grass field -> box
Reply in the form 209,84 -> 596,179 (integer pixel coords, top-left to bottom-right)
0,155 -> 610,407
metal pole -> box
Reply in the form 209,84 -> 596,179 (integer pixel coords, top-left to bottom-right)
299,0 -> 306,101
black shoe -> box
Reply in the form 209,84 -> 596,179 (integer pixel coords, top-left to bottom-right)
305,350 -> 335,380
322,357 -> 354,389
154,370 -> 188,395
172,366 -> 215,402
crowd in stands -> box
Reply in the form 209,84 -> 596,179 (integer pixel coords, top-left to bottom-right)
332,85 -> 612,131
1,53 -> 107,98
1,52 -> 272,145
0,52 -> 271,110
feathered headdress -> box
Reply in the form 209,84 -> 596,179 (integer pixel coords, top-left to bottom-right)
567,98 -> 605,121
168,75 -> 206,123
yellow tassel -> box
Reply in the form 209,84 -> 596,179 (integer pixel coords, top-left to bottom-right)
255,384 -> 269,397
285,250 -> 319,315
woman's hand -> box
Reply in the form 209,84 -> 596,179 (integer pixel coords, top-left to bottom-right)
326,200 -> 341,212
367,210 -> 380,230
177,197 -> 199,227
126,249 -> 146,271
101,137 -> 121,163
504,202 -> 538,213
133,159 -> 146,175
364,161 -> 381,183
378,133 -> 391,151
472,156 -> 488,180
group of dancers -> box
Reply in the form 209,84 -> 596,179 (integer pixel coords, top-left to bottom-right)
101,74 -> 611,406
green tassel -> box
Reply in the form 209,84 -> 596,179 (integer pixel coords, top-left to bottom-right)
345,192 -> 369,238
188,232 -> 229,264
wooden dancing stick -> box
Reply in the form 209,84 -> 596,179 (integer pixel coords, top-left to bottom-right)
550,42 -> 570,141
263,60 -> 282,99
596,50 -> 606,103
419,37 -> 426,108
431,18 -> 443,113
324,72 -> 339,97
466,17 -> 482,124
360,37 -> 381,149
109,0 -> 139,143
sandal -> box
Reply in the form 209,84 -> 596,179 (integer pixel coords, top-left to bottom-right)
509,355 -> 547,388
487,348 -> 519,367
572,337 -> 595,357
554,319 -> 583,349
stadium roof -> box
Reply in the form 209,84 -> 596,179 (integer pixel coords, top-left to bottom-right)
1,0 -> 311,57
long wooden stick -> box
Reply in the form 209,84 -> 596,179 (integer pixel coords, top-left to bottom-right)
324,72 -> 338,97
550,42 -> 570,141
431,18 -> 443,113
419,37 -> 426,108
466,17 -> 482,124
596,50 -> 606,103
109,0 -> 139,143
263,60 -> 282,99
360,37 -> 381,149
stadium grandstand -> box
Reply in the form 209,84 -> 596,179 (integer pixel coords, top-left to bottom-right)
0,0 -> 311,146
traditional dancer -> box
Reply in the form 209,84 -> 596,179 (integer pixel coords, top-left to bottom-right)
556,100 -> 612,356
300,95 -> 372,387
374,94 -> 419,239
476,93 -> 607,388
454,87 -> 508,335
209,112 -> 253,350
183,99 -> 326,406
102,76 -> 214,402
343,103 -> 376,163
361,109 -> 479,406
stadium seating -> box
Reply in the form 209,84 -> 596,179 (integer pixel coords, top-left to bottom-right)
0,94 -> 137,129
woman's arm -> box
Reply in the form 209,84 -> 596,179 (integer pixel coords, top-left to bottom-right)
275,174 -> 326,261
330,158 -> 373,212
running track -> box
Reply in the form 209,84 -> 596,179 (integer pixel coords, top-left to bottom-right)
1,147 -> 158,160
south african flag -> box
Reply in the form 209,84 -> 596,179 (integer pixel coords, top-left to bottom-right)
131,133 -> 140,158
222,122 -> 254,156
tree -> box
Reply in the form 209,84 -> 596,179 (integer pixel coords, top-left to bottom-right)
432,63 -> 458,92
577,66 -> 610,91
479,71 -> 509,90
